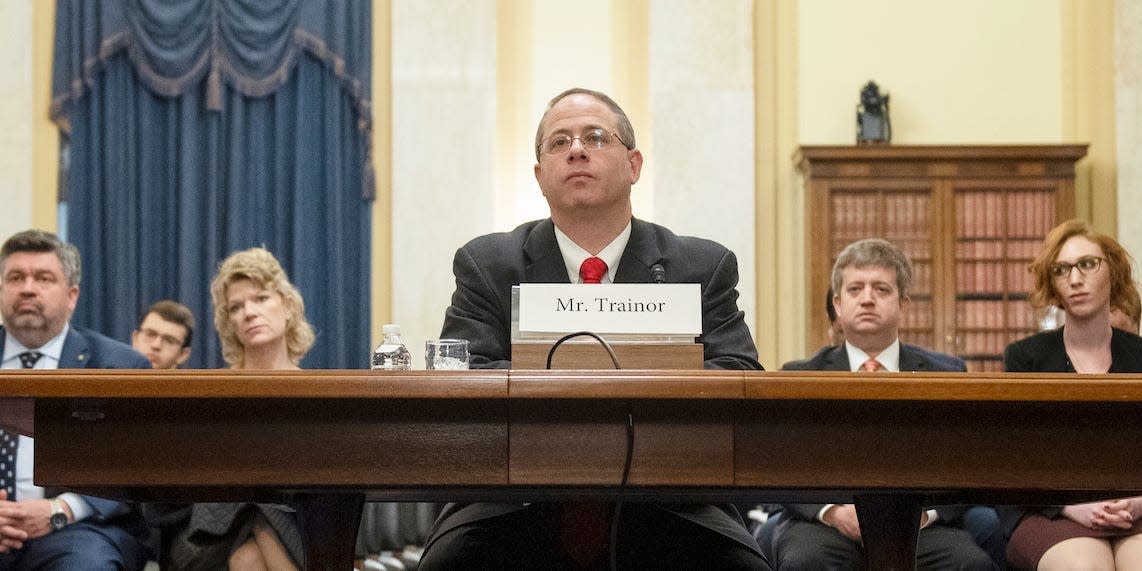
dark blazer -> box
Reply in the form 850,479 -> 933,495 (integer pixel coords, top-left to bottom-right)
442,217 -> 761,371
1004,326 -> 1142,373
1000,326 -> 1142,534
1,325 -> 152,547
779,342 -> 968,524
426,217 -> 763,554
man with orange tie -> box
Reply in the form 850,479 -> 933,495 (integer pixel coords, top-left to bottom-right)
419,88 -> 768,569
770,238 -> 999,570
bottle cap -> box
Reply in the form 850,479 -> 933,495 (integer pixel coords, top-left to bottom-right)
382,324 -> 401,336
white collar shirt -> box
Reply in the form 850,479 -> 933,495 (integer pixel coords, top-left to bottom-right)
553,221 -> 632,284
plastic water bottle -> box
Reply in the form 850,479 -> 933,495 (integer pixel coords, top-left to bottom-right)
371,324 -> 412,370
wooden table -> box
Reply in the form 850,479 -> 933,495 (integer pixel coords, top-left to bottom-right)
3,369 -> 1141,570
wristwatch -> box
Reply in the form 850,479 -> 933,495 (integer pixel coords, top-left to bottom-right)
48,498 -> 68,531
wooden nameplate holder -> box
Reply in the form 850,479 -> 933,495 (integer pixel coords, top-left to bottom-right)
512,340 -> 703,370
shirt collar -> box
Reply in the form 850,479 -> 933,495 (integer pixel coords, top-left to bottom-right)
844,338 -> 901,372
553,221 -> 632,284
3,323 -> 69,370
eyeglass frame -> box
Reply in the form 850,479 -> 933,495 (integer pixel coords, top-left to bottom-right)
1049,255 -> 1105,280
536,128 -> 630,157
136,327 -> 187,349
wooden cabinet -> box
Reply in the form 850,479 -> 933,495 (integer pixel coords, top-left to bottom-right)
797,145 -> 1088,371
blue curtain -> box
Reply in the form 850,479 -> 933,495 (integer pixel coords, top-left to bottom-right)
51,0 -> 373,368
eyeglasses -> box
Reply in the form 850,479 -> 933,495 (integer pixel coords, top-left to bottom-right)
538,128 -> 628,156
138,327 -> 185,349
1049,256 -> 1104,279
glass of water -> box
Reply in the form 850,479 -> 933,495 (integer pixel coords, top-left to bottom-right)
425,339 -> 470,370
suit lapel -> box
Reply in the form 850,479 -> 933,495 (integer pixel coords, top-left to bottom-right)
824,345 -> 851,371
898,345 -> 928,372
523,219 -> 572,283
614,218 -> 662,284
58,327 -> 91,368
0,327 -> 89,368
525,218 -> 663,284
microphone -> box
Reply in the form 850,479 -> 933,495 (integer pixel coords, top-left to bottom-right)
650,264 -> 666,284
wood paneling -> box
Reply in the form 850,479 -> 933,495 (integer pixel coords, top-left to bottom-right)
797,145 -> 1088,369
6,368 -> 1141,569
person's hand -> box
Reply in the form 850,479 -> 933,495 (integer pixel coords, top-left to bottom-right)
14,499 -> 55,540
0,490 -> 29,553
822,504 -> 863,541
1063,501 -> 1123,529
1091,497 -> 1142,530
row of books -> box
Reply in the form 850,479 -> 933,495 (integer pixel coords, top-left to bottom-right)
956,300 -> 1039,329
959,330 -> 1032,355
955,190 -> 1056,238
956,261 -> 1036,294
833,237 -> 932,261
965,359 -> 1005,373
900,331 -> 935,350
900,299 -> 933,329
954,238 -> 1042,260
829,192 -> 930,243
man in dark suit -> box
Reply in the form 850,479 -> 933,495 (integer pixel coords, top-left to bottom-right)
769,237 -> 997,570
0,229 -> 152,570
418,88 -> 768,570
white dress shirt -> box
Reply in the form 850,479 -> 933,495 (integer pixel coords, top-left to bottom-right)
553,221 -> 632,284
4,324 -> 94,522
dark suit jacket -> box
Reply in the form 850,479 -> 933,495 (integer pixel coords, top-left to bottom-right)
1004,326 -> 1142,373
1,325 -> 152,545
779,342 -> 968,524
1000,326 -> 1142,534
442,217 -> 761,370
426,217 -> 763,554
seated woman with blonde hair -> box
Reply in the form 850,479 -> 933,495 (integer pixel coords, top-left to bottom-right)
167,247 -> 314,570
1003,219 -> 1142,570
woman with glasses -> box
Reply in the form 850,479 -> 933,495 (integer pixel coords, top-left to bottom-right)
1002,219 -> 1142,570
167,247 -> 314,570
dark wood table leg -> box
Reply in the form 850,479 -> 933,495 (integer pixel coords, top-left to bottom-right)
292,493 -> 365,571
854,494 -> 922,571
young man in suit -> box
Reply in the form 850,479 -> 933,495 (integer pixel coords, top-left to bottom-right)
0,229 -> 153,570
772,238 -> 998,571
131,299 -> 195,369
418,88 -> 769,570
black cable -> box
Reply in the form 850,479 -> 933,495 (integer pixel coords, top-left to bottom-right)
544,331 -> 621,369
609,408 -> 634,571
542,331 -> 632,570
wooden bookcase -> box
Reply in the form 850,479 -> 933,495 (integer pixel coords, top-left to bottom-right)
797,145 -> 1088,371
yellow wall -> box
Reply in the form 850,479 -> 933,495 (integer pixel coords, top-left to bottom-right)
757,0 -> 1117,364
33,0 -> 57,232
798,0 -> 1066,144
370,0 -> 392,345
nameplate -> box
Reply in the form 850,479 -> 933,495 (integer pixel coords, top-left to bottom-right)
518,284 -> 701,335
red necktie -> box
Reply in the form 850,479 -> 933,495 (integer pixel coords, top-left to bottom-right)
860,358 -> 884,372
559,255 -> 610,564
579,257 -> 608,284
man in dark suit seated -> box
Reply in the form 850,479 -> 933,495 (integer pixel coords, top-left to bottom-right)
0,229 -> 153,570
771,238 -> 998,571
418,88 -> 770,570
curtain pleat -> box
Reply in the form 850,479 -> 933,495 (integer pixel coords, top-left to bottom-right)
53,1 -> 372,369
